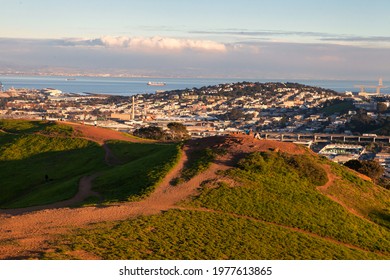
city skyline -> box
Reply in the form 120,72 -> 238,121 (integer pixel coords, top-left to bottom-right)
1,0 -> 390,79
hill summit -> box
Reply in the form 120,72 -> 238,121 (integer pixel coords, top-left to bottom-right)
0,120 -> 389,260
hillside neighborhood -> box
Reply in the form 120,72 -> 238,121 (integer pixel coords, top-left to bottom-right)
1,81 -> 390,180
1,81 -> 389,134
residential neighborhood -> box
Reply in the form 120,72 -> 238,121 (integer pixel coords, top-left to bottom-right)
1,81 -> 389,136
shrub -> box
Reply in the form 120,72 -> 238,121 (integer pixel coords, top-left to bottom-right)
344,160 -> 385,182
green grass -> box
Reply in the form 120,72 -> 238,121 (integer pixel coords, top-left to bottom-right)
43,210 -> 386,260
188,151 -> 390,255
0,136 -> 105,208
0,134 -> 93,160
42,149 -> 390,260
171,147 -> 218,185
0,121 -> 183,208
327,162 -> 390,229
0,119 -> 53,133
93,141 -> 181,202
104,140 -> 167,163
320,100 -> 355,116
0,120 -> 106,208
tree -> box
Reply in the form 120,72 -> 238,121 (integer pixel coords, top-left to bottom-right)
344,159 -> 385,182
377,102 -> 388,113
167,122 -> 190,140
133,126 -> 165,140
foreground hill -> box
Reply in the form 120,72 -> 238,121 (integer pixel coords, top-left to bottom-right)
0,120 -> 389,259
0,120 -> 179,211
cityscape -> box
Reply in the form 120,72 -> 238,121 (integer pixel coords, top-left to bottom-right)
1,0 -> 390,275
1,79 -> 390,180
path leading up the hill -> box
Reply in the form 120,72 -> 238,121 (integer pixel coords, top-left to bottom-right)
316,164 -> 374,223
0,144 -> 190,258
0,133 -> 384,259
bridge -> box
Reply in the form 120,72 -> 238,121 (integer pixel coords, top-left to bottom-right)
257,132 -> 390,144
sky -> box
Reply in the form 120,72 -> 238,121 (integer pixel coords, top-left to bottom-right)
1,0 -> 390,79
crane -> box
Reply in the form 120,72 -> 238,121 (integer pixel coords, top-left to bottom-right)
354,78 -> 388,95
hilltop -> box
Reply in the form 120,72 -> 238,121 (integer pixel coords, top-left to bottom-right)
0,120 -> 389,260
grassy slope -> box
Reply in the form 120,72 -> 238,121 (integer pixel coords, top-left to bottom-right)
43,147 -> 390,260
189,152 -> 390,255
0,121 -> 182,208
93,141 -> 181,202
45,210 -> 384,260
326,162 -> 390,229
0,122 -> 105,208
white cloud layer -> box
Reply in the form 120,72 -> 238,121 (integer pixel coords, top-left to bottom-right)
98,36 -> 227,52
1,36 -> 389,79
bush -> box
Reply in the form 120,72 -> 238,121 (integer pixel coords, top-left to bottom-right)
133,126 -> 166,140
344,160 -> 384,182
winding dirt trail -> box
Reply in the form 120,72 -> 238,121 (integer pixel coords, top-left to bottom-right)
0,132 -> 381,259
316,164 -> 374,223
0,123 -> 163,259
0,174 -> 101,216
0,142 -> 232,259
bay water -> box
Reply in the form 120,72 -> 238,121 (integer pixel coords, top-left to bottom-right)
0,75 -> 385,96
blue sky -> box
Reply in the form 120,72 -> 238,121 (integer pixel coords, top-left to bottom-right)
1,0 -> 390,79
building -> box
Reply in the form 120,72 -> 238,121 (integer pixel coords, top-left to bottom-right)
319,144 -> 365,163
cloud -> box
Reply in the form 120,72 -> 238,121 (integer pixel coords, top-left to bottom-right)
190,29 -> 390,49
190,29 -> 332,38
1,36 -> 390,79
321,35 -> 390,43
98,36 -> 227,52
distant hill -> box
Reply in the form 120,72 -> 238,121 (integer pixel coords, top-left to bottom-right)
0,119 -> 389,260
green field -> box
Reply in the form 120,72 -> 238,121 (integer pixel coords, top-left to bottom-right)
43,150 -> 390,260
0,121 -> 105,208
44,209 -> 386,260
189,152 -> 390,254
93,141 -> 181,202
0,120 -> 181,208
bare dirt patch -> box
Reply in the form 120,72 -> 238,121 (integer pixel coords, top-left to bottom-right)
63,121 -> 148,144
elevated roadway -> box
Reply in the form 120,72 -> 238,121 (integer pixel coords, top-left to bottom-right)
258,132 -> 390,144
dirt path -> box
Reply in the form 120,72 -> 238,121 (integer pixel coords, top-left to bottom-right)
0,144 -> 232,259
0,144 -> 120,216
0,133 -> 380,259
0,123 -> 163,259
0,174 -> 101,216
316,164 -> 374,223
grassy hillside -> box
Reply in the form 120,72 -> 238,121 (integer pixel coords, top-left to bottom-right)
44,210 -> 384,260
188,152 -> 390,254
43,138 -> 390,260
324,162 -> 390,229
0,120 -> 181,208
0,121 -> 105,208
92,141 -> 181,203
